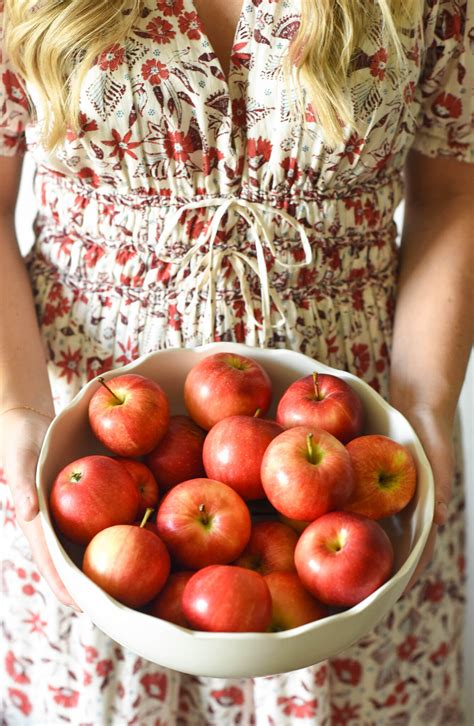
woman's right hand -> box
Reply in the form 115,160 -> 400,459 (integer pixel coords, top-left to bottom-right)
1,407 -> 80,610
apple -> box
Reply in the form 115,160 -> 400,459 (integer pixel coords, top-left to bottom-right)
182,565 -> 272,632
149,571 -> 194,627
264,571 -> 328,631
50,455 -> 140,545
145,415 -> 206,492
344,435 -> 417,519
277,372 -> 364,444
260,426 -> 354,521
184,352 -> 272,430
88,374 -> 170,456
156,478 -> 251,569
294,511 -> 394,607
82,509 -> 171,608
277,514 -> 310,534
203,415 -> 283,499
116,458 -> 159,516
234,520 -> 298,574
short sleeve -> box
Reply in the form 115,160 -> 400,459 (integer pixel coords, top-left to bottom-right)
412,0 -> 473,163
0,8 -> 31,157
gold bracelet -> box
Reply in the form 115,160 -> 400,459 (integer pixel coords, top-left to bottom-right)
0,405 -> 54,420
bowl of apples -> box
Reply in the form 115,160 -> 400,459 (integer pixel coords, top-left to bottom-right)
37,343 -> 434,678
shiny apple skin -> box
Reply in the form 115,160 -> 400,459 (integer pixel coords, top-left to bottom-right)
82,524 -> 171,608
149,571 -> 194,627
261,426 -> 354,521
115,458 -> 159,516
156,478 -> 251,569
203,415 -> 283,500
50,455 -> 140,545
184,353 -> 272,430
145,415 -> 206,492
234,520 -> 298,574
344,435 -> 417,519
182,565 -> 272,632
294,511 -> 394,607
276,373 -> 364,444
264,571 -> 328,631
88,373 -> 170,456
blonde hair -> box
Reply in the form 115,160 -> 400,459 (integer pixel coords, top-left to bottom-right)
4,0 -> 422,152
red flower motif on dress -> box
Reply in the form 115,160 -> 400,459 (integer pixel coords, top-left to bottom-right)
96,659 -> 114,677
168,303 -> 182,331
84,645 -> 99,663
247,136 -> 272,162
2,69 -> 29,110
432,92 -> 462,119
48,686 -> 79,708
116,338 -> 140,366
156,0 -> 183,15
66,112 -> 99,142
397,634 -> 418,660
86,355 -> 114,381
211,687 -> 244,706
281,156 -> 301,184
84,242 -> 105,268
141,59 -> 170,84
430,642 -> 449,665
140,672 -> 168,700
178,11 -> 203,41
424,580 -> 445,603
338,133 -> 364,164
202,147 -> 224,175
277,696 -> 318,718
369,48 -> 388,80
146,17 -> 176,44
314,664 -> 327,686
5,651 -> 30,684
351,343 -> 370,376
98,44 -> 125,71
23,610 -> 47,636
331,701 -> 361,725
231,98 -> 247,128
331,658 -> 362,686
8,688 -> 32,716
56,347 -> 82,384
102,129 -> 142,161
164,130 -> 194,162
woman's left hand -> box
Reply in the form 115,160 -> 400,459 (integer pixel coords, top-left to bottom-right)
399,404 -> 455,593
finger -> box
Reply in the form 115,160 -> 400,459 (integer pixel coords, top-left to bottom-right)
403,524 -> 437,594
5,445 -> 40,522
22,515 -> 82,611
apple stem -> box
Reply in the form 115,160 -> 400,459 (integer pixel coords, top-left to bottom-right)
312,372 -> 321,401
98,377 -> 123,404
254,409 -> 261,418
306,433 -> 315,464
199,503 -> 209,525
140,508 -> 154,528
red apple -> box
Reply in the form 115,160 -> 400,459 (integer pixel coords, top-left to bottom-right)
203,415 -> 283,500
116,458 -> 159,516
50,455 -> 140,545
82,514 -> 171,608
149,571 -> 194,627
145,415 -> 206,492
184,352 -> 272,430
182,565 -> 272,632
261,426 -> 354,521
88,374 -> 170,456
294,511 -> 394,607
277,514 -> 310,534
277,372 -> 364,444
344,435 -> 417,519
264,572 -> 328,631
156,478 -> 251,569
234,521 -> 298,574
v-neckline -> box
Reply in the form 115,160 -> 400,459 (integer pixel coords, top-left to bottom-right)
189,0 -> 246,87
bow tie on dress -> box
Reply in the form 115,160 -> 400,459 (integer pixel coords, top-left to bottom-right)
157,196 -> 313,344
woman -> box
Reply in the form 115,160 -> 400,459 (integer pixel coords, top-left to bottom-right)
0,0 -> 472,723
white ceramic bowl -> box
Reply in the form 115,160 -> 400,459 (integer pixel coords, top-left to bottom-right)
37,343 -> 434,678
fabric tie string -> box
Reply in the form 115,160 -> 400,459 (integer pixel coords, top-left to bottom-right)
157,196 -> 313,343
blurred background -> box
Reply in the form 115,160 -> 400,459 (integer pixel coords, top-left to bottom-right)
14,153 -> 473,719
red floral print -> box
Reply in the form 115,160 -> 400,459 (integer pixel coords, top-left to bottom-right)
98,44 -> 125,71
146,17 -> 176,44
178,11 -> 203,40
432,92 -> 462,119
142,59 -> 170,84
140,672 -> 168,700
278,696 -> 318,718
2,69 -> 29,110
56,347 -> 82,384
156,0 -> 184,15
102,128 -> 142,160
164,129 -> 194,162
331,658 -> 362,686
48,686 -> 80,708
397,635 -> 419,660
8,688 -> 32,716
338,133 -> 364,164
211,687 -> 244,706
5,651 -> 30,684
370,48 -> 388,80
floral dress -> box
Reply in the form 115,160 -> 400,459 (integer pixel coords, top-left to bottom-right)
1,0 -> 472,723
